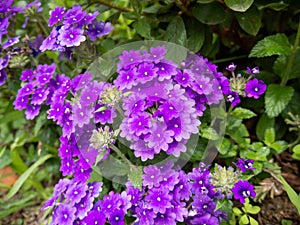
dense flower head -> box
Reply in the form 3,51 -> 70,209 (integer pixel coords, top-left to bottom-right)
116,46 -> 215,161
225,63 -> 266,106
40,4 -> 112,52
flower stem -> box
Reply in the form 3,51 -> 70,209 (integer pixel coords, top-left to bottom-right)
85,0 -> 132,12
281,20 -> 300,86
109,144 -> 134,167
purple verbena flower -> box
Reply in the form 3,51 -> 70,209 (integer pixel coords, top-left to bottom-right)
244,78 -> 266,99
57,26 -> 86,47
232,180 -> 256,204
234,158 -> 255,172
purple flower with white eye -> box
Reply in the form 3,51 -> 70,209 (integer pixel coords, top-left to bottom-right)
40,27 -> 58,52
114,68 -> 137,90
226,63 -> 236,72
58,26 -> 86,47
109,209 -> 125,225
142,165 -> 163,188
86,20 -> 113,41
189,213 -> 219,225
65,181 -> 87,205
83,209 -> 106,225
63,5 -> 86,26
60,157 -> 75,176
232,180 -> 256,204
234,158 -> 255,172
246,66 -> 260,75
87,182 -> 103,198
75,192 -> 94,219
52,204 -> 76,225
25,104 -> 41,120
49,6 -> 65,26
2,36 -> 19,49
154,210 -> 176,225
145,187 -> 171,213
128,112 -> 151,136
136,62 -> 157,84
245,78 -> 266,99
226,91 -> 240,106
20,69 -> 33,81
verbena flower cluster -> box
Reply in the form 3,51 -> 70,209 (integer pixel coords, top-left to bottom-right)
43,161 -> 237,225
40,5 -> 113,52
0,0 -> 47,86
225,63 -> 266,106
115,46 -> 232,161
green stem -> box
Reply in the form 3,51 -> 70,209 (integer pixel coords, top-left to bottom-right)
281,20 -> 300,86
109,144 -> 134,167
212,55 -> 248,64
86,0 -> 132,12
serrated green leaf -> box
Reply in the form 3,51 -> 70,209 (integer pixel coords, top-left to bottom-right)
265,84 -> 294,118
128,166 -> 143,190
231,107 -> 256,119
235,5 -> 261,35
7,154 -> 53,199
264,128 -> 275,145
192,3 -> 226,25
273,50 -> 300,80
249,34 -> 291,58
241,214 -> 249,224
164,16 -> 186,46
132,17 -> 151,39
225,0 -> 253,12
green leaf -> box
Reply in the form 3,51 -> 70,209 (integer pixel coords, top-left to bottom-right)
249,34 -> 291,58
279,176 -> 300,214
164,16 -> 187,46
270,141 -> 288,154
273,50 -> 300,80
132,17 -> 151,39
34,111 -> 47,136
197,0 -> 215,3
10,147 -> 28,173
264,128 -> 275,145
192,3 -> 226,25
0,111 -> 24,124
231,107 -> 256,119
200,127 -> 219,140
240,214 -> 249,224
128,166 -> 143,190
258,2 -> 289,11
242,142 -> 270,161
265,84 -> 294,118
6,154 -> 53,199
256,114 -> 274,141
247,206 -> 260,214
235,5 -> 261,35
185,18 -> 205,52
233,207 -> 243,215
225,0 -> 253,12
293,144 -> 300,154
0,147 -> 11,169
249,216 -> 259,225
